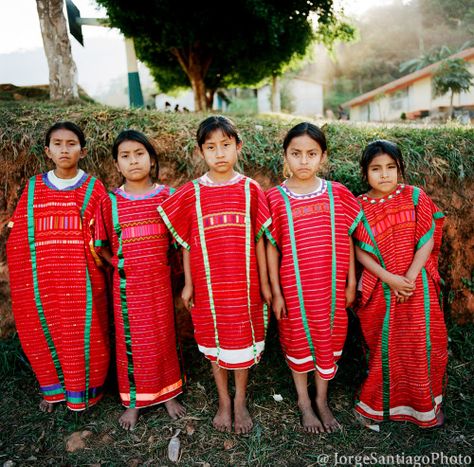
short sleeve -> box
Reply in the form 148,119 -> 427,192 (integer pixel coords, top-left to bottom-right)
250,179 -> 272,243
157,182 -> 195,251
413,187 -> 445,254
93,194 -> 114,258
265,187 -> 283,250
335,182 -> 363,235
353,211 -> 380,264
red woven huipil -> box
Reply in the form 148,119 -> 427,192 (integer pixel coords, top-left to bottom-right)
353,184 -> 448,427
266,180 -> 362,378
158,174 -> 271,369
94,185 -> 183,408
6,173 -> 110,410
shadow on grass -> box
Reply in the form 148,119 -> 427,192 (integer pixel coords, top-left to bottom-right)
0,316 -> 472,466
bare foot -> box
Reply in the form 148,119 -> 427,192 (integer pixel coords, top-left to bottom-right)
213,399 -> 232,433
234,399 -> 253,435
315,399 -> 340,433
434,408 -> 445,428
39,399 -> 54,413
298,402 -> 324,434
119,407 -> 139,431
164,398 -> 186,420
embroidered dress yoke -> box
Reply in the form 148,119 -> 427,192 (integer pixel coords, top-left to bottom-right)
94,185 -> 183,408
353,184 -> 448,427
6,173 -> 110,410
158,173 -> 271,369
266,180 -> 362,377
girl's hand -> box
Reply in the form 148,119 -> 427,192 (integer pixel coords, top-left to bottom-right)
260,281 -> 272,306
345,283 -> 356,308
272,293 -> 287,320
397,294 -> 410,304
386,274 -> 415,296
181,283 -> 194,311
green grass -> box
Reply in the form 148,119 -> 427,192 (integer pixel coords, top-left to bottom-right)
1,318 -> 472,466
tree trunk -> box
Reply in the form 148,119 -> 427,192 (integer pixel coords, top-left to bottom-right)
36,0 -> 79,101
171,45 -> 211,112
270,75 -> 281,112
189,74 -> 207,112
449,91 -> 454,120
206,89 -> 216,110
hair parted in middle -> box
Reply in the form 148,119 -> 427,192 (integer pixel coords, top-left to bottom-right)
112,129 -> 160,180
282,122 -> 327,153
196,115 -> 242,149
360,139 -> 405,182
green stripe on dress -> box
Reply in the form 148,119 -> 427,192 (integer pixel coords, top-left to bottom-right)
361,214 -> 392,419
157,205 -> 191,251
349,210 -> 364,236
27,177 -> 65,392
80,176 -> 95,408
81,176 -> 96,217
244,178 -> 258,362
277,186 -> 317,367
109,192 -> 136,407
416,220 -> 435,251
412,186 -> 420,206
193,181 -> 221,361
421,267 -> 435,406
327,182 -> 337,329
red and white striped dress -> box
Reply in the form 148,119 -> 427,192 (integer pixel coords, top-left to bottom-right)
266,180 -> 362,378
6,173 -> 110,410
353,184 -> 448,427
94,185 -> 183,408
158,173 -> 271,369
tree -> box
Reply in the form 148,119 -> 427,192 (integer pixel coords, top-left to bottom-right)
399,41 -> 473,74
36,0 -> 79,101
432,58 -> 474,118
96,0 -> 353,111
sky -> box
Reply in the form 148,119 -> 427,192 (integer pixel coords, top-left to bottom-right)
0,0 -> 401,98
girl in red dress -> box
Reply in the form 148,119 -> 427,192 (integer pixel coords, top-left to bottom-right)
7,122 -> 110,412
158,116 -> 272,434
266,122 -> 362,433
353,139 -> 447,428
94,130 -> 185,430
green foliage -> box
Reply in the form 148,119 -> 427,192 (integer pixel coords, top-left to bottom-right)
96,0 -> 353,108
329,0 -> 474,103
461,270 -> 474,293
0,102 -> 472,195
399,42 -> 473,74
433,58 -> 474,98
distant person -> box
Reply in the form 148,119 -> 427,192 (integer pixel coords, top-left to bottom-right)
337,105 -> 348,120
353,140 -> 447,428
94,130 -> 185,430
6,121 -> 110,412
174,104 -> 180,112
164,101 -> 171,112
265,122 -> 361,433
183,107 -> 190,113
158,115 -> 272,434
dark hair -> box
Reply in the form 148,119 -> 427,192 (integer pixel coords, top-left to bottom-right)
45,121 -> 86,147
112,129 -> 160,179
196,115 -> 241,148
282,122 -> 327,153
360,139 -> 405,181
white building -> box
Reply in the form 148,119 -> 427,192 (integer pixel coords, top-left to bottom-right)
342,48 -> 474,122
